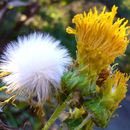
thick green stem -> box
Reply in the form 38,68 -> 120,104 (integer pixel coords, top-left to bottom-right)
42,93 -> 73,130
74,113 -> 92,130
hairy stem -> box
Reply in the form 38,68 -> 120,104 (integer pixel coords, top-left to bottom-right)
74,113 -> 92,130
43,93 -> 73,130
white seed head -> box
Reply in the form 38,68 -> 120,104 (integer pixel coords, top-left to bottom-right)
0,32 -> 71,103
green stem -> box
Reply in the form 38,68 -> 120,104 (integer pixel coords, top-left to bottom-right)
74,113 -> 92,130
42,93 -> 73,130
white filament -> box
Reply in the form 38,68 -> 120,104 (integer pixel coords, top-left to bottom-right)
0,32 -> 71,103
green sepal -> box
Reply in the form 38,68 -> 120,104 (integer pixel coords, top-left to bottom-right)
62,117 -> 83,130
84,99 -> 111,128
62,68 -> 97,96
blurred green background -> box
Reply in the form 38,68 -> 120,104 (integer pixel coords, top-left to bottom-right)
0,0 -> 129,129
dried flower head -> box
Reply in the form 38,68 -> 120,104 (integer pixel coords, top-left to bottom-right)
66,5 -> 129,72
0,33 -> 70,104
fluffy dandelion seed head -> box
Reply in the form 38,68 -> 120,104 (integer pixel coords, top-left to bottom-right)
66,5 -> 129,72
0,33 -> 71,103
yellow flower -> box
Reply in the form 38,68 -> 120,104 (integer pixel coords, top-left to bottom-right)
102,70 -> 129,105
66,5 -> 129,72
84,69 -> 129,128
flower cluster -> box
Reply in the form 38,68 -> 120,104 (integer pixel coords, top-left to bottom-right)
0,5 -> 129,130
62,5 -> 129,129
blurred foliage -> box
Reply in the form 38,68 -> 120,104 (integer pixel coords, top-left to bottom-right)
115,46 -> 130,73
99,0 -> 130,20
0,0 -> 129,129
